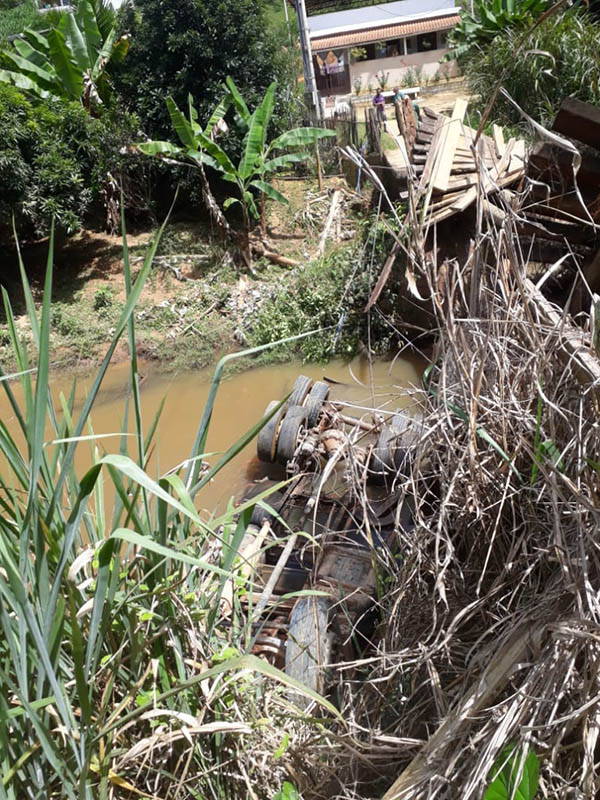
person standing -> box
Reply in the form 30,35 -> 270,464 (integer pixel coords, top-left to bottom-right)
393,86 -> 405,104
373,88 -> 387,130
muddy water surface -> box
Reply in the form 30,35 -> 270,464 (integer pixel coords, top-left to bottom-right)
3,355 -> 425,512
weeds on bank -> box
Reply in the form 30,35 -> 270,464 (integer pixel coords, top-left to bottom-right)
249,218 -> 418,363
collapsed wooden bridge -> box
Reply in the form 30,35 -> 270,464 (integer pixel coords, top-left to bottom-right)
378,97 -> 527,225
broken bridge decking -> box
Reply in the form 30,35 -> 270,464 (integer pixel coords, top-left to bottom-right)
380,98 -> 527,225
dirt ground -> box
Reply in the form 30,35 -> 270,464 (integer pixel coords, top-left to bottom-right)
0,175 -> 362,375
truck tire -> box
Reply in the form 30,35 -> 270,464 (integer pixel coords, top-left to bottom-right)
305,380 -> 330,428
257,401 -> 286,463
286,596 -> 333,705
276,406 -> 308,466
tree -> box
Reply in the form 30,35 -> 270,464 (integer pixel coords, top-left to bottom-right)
137,79 -> 335,268
114,0 -> 300,147
0,0 -> 130,110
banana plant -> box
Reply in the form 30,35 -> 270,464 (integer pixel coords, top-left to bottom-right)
137,78 -> 335,267
446,0 -> 556,60
0,0 -> 129,110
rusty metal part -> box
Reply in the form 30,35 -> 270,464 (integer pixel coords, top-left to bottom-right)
252,532 -> 299,621
316,544 -> 376,612
321,428 -> 346,455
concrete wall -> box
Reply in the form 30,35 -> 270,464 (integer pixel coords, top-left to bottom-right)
349,48 -> 458,91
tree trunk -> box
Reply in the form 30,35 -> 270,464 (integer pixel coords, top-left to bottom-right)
260,191 -> 267,239
241,202 -> 254,273
198,162 -> 232,241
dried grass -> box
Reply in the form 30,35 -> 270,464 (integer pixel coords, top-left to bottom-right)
295,137 -> 600,799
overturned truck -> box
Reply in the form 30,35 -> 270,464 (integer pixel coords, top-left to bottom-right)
238,375 -> 423,702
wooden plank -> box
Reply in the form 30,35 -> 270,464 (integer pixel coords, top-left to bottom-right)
493,124 -> 505,158
430,98 -> 469,194
417,116 -> 444,195
430,168 -> 524,224
429,143 -> 521,223
365,239 -> 402,311
508,139 -> 526,174
317,190 -> 342,255
415,132 -> 433,146
440,173 -> 479,192
552,96 -> 600,150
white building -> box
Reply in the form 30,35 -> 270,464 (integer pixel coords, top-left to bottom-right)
308,0 -> 460,98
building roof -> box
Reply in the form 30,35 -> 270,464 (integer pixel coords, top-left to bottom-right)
307,0 -> 459,37
290,0 -> 384,13
311,12 -> 459,51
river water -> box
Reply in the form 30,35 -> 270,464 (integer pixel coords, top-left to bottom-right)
2,354 -> 425,513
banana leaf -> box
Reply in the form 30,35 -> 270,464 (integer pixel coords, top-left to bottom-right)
269,127 -> 335,151
0,68 -> 49,97
47,28 -> 83,100
136,140 -> 183,157
166,96 -> 198,150
75,0 -> 102,66
61,12 -> 90,73
225,75 -> 251,125
250,180 -> 288,205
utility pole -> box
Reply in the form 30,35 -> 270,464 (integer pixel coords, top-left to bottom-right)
294,0 -> 322,122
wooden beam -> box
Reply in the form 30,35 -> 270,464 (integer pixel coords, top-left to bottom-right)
552,96 -> 600,150
493,124 -> 506,158
430,98 -> 469,194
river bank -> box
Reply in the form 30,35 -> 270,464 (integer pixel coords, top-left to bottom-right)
1,176 -> 390,374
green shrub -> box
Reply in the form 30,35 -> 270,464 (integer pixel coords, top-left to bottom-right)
465,10 -> 600,128
250,225 -> 409,362
0,84 -> 153,238
93,287 -> 114,311
0,85 -> 93,236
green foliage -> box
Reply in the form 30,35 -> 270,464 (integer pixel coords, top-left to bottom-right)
0,83 -> 151,237
92,286 -> 113,311
249,227 -> 405,362
0,0 -> 41,46
484,746 -> 540,800
273,782 -> 299,800
447,0 -> 554,60
0,0 -> 130,107
465,10 -> 600,128
0,84 -> 93,235
114,0 -> 301,149
376,70 -> 390,90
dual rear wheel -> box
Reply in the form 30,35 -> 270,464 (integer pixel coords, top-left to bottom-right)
257,376 -> 331,466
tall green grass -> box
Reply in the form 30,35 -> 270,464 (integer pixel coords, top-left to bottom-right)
465,10 -> 600,129
0,219 -> 334,798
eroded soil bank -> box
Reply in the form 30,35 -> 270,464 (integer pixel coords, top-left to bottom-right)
0,177 -> 368,374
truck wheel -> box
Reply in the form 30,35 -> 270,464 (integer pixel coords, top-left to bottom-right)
286,596 -> 333,705
276,406 -> 308,466
305,380 -> 330,428
288,375 -> 313,407
368,425 -> 398,485
257,401 -> 286,463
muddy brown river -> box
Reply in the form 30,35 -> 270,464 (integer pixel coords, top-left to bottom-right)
2,355 -> 425,513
